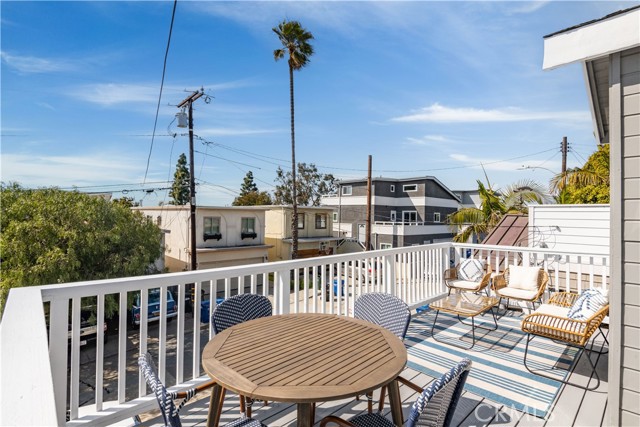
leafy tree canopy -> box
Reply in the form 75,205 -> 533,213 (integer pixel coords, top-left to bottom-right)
551,144 -> 609,204
233,171 -> 273,206
273,163 -> 336,207
169,153 -> 189,205
0,183 -> 163,314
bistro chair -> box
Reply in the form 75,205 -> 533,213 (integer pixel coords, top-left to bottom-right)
138,352 -> 266,427
492,266 -> 549,315
443,259 -> 492,295
211,294 -> 273,417
320,358 -> 472,427
353,292 -> 411,414
521,290 -> 609,390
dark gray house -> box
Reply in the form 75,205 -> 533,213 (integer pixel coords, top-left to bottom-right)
321,176 -> 459,249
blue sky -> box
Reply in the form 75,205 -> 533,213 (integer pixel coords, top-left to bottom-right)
1,1 -> 635,206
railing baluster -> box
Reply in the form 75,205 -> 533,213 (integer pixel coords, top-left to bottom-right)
139,289 -> 148,397
159,286 -> 167,383
312,265 -> 318,313
69,296 -> 81,419
95,293 -> 105,411
176,284 -> 185,384
193,281 -> 202,380
577,256 -> 583,293
118,291 -> 127,403
321,264 -> 327,314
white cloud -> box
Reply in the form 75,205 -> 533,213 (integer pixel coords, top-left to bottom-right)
1,51 -> 77,74
69,83 -> 159,106
0,153 -> 143,188
392,103 -> 590,124
197,127 -> 282,137
405,135 -> 448,145
508,1 -> 551,15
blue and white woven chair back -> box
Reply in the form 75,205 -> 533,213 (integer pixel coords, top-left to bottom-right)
354,292 -> 411,340
406,358 -> 472,427
212,294 -> 273,334
138,352 -> 182,427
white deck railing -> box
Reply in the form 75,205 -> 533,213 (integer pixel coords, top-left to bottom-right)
0,243 -> 609,426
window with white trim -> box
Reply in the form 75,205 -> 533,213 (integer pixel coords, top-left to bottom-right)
241,217 -> 257,239
390,210 -> 397,222
341,186 -> 352,196
315,213 -> 327,229
297,213 -> 305,229
204,216 -> 222,241
332,212 -> 338,221
403,184 -> 417,192
434,212 -> 441,223
403,211 -> 418,222
380,243 -> 392,249
390,184 -> 395,192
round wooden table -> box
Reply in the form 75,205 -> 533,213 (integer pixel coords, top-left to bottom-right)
202,313 -> 407,427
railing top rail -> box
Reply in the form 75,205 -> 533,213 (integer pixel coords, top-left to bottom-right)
37,243 -> 451,300
453,242 -> 610,259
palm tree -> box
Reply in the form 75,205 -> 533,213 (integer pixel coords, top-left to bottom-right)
550,144 -> 609,203
273,20 -> 314,259
447,179 -> 550,243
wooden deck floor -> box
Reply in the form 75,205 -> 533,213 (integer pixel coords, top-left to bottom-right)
141,323 -> 609,427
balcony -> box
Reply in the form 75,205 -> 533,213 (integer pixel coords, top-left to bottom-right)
0,242 -> 610,426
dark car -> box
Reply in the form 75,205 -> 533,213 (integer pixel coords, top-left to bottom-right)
131,288 -> 178,326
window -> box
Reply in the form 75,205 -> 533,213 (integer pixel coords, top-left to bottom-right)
434,212 -> 441,223
203,216 -> 222,241
390,210 -> 397,222
380,243 -> 392,250
341,185 -> 352,196
297,213 -> 305,229
403,184 -> 417,192
332,212 -> 338,221
403,211 -> 418,222
315,213 -> 327,229
241,217 -> 257,239
390,184 -> 395,192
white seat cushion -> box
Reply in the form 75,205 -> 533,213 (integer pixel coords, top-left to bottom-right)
508,266 -> 541,291
448,279 -> 483,291
533,303 -> 571,318
498,286 -> 539,301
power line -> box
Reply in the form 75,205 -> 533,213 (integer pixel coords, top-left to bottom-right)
57,181 -> 172,191
143,0 -> 178,184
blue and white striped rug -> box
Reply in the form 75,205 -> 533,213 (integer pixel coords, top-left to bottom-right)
405,310 -> 579,418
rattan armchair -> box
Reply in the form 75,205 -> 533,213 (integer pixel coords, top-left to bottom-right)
492,267 -> 549,314
521,292 -> 609,390
443,263 -> 492,295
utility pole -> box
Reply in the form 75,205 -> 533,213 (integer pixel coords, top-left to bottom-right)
177,89 -> 205,271
561,136 -> 568,188
365,155 -> 372,251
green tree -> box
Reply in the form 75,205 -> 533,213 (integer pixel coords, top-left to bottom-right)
232,171 -> 273,206
0,183 -> 163,315
447,179 -> 550,243
112,196 -> 139,208
273,19 -> 314,259
239,171 -> 259,196
169,153 -> 189,205
273,163 -> 336,206
550,144 -> 609,204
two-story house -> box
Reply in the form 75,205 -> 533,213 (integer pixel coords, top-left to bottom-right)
264,206 -> 339,261
135,206 -> 272,272
321,176 -> 459,249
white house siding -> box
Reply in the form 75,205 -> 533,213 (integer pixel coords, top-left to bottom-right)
619,47 -> 640,424
528,204 -> 610,256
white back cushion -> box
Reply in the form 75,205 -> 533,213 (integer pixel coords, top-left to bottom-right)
457,259 -> 485,282
508,266 -> 541,291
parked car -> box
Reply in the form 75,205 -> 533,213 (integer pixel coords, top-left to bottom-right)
73,308 -> 108,346
131,288 -> 178,326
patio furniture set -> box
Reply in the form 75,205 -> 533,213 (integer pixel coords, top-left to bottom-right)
138,260 -> 609,426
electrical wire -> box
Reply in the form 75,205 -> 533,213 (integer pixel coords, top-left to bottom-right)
143,0 -> 178,184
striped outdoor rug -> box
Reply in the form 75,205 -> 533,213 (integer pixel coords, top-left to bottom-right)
405,310 -> 579,418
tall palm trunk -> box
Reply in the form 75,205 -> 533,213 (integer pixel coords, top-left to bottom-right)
289,64 -> 298,259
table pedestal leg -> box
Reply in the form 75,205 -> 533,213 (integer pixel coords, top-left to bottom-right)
388,379 -> 403,426
297,402 -> 313,427
207,384 -> 225,427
